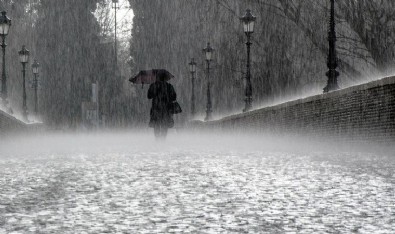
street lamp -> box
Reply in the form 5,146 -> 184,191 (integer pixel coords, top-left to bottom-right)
18,45 -> 30,121
323,0 -> 339,93
240,9 -> 256,112
189,58 -> 197,117
203,42 -> 214,121
0,11 -> 11,106
32,59 -> 40,114
112,0 -> 119,69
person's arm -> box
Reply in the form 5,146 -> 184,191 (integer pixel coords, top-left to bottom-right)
147,84 -> 156,99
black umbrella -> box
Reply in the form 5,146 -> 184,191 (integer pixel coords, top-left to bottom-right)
129,69 -> 174,85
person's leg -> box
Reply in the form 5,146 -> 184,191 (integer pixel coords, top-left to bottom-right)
154,124 -> 161,139
160,127 -> 168,139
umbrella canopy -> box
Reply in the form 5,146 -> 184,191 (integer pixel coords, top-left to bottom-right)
129,69 -> 174,84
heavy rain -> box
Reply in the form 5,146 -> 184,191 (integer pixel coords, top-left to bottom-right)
0,0 -> 395,233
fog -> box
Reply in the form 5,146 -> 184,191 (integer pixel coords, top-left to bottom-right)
1,131 -> 394,163
0,131 -> 393,156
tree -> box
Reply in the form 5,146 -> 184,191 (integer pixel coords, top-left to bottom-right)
35,0 -> 110,127
128,0 -> 330,123
277,0 -> 395,78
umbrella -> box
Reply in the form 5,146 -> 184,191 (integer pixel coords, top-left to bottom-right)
129,69 -> 174,85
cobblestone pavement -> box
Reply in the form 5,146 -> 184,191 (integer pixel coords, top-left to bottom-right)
0,132 -> 394,233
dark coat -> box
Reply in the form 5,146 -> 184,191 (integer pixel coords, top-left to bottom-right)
147,81 -> 177,128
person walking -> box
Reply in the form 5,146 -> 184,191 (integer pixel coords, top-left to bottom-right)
147,71 -> 177,139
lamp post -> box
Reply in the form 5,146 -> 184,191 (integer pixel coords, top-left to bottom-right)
0,11 -> 11,107
18,45 -> 30,121
323,0 -> 339,93
240,9 -> 256,112
112,0 -> 119,69
203,42 -> 214,121
32,59 -> 40,114
189,58 -> 197,117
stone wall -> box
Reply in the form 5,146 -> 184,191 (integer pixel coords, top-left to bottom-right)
0,109 -> 43,133
0,110 -> 26,131
192,76 -> 395,142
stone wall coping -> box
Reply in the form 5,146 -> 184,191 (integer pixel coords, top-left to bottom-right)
0,109 -> 27,126
213,75 -> 395,123
26,122 -> 44,126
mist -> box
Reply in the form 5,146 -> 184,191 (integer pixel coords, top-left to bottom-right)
1,131 -> 394,157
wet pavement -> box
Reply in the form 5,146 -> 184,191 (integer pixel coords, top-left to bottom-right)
0,133 -> 394,233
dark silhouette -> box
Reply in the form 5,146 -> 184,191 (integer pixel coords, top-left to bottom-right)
147,73 -> 177,139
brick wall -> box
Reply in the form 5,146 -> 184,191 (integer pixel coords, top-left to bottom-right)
192,76 -> 395,142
